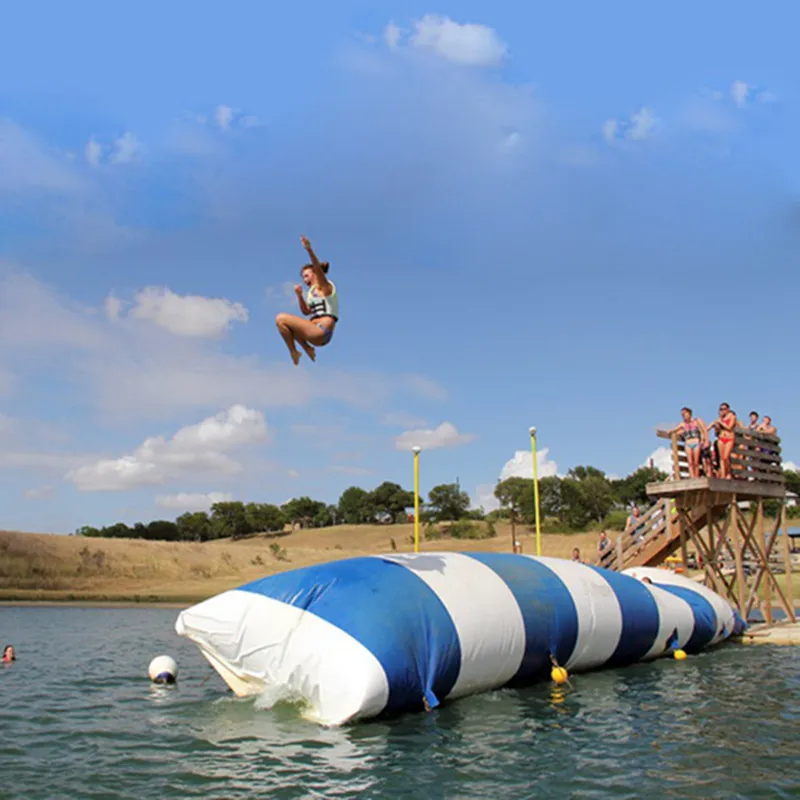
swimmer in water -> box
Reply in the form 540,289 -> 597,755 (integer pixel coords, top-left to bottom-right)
2,644 -> 15,662
275,235 -> 339,366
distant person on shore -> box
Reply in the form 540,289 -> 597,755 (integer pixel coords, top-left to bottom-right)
707,403 -> 738,479
571,547 -> 583,563
668,407 -> 708,478
597,531 -> 609,554
3,645 -> 15,663
275,235 -> 339,366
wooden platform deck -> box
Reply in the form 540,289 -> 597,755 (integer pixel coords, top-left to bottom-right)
735,622 -> 800,646
647,476 -> 787,501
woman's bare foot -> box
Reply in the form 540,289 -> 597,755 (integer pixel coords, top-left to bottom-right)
300,341 -> 316,362
290,348 -> 301,366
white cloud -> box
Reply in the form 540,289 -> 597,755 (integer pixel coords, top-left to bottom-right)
627,106 -> 658,140
0,271 -> 446,420
398,14 -> 507,66
215,104 -> 235,131
23,485 -> 55,500
784,460 -> 798,473
109,131 -> 143,164
129,286 -> 249,337
472,482 -> 500,512
104,294 -> 122,320
0,119 -> 84,195
66,404 -> 268,491
498,447 -> 559,481
602,119 -> 618,144
85,138 -> 102,167
471,446 -> 559,512
384,22 -> 401,48
643,446 -> 673,475
731,80 -> 750,108
156,491 -> 233,512
395,421 -> 475,451
603,106 -> 659,143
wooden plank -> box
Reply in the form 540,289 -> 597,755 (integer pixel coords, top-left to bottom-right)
746,515 -> 796,622
782,503 -> 795,622
647,477 -> 787,500
671,433 -> 680,480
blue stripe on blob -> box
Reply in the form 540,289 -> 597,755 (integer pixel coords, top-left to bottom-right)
238,557 -> 461,713
653,584 -> 718,653
462,553 -> 579,684
588,567 -> 661,666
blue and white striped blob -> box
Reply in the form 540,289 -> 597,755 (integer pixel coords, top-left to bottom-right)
175,553 -> 745,725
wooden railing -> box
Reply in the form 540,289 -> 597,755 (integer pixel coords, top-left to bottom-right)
596,497 -> 677,571
655,426 -> 784,485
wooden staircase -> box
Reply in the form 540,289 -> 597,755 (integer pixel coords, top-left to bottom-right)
595,498 -> 725,571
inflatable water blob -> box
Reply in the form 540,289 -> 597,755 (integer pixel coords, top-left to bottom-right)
175,552 -> 745,725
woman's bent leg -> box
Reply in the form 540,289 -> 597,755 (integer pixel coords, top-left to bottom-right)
275,313 -> 331,366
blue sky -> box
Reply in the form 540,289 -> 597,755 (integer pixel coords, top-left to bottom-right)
1,0 -> 798,533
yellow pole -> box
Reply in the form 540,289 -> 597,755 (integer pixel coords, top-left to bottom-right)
530,427 -> 542,556
412,446 -> 421,553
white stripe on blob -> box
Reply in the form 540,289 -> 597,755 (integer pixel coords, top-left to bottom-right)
526,556 -> 623,671
377,552 -> 526,700
638,583 -> 696,658
175,589 -> 389,725
622,567 -> 734,642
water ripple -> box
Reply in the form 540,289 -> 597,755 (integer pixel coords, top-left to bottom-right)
0,607 -> 798,799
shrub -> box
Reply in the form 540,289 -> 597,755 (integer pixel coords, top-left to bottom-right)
601,509 -> 629,531
269,543 -> 289,562
424,523 -> 445,541
449,520 -> 496,540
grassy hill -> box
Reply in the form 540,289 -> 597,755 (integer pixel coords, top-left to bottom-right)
0,523 -> 601,603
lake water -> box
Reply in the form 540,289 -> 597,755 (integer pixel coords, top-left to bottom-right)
1,606 -> 798,800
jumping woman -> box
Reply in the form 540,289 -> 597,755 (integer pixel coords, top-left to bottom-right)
275,236 -> 339,366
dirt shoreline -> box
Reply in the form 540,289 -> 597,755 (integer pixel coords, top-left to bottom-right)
1,523 -> 603,607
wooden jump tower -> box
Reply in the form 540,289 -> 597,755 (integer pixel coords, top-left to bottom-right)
645,426 -> 796,625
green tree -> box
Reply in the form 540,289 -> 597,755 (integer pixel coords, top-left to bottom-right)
560,466 -> 615,530
784,468 -> 800,497
245,502 -> 286,533
75,525 -> 102,537
313,504 -> 337,528
210,501 -> 251,540
281,496 -> 327,528
369,481 -> 414,523
494,477 -> 527,521
100,522 -> 132,538
337,486 -> 376,524
144,519 -> 180,541
611,466 -> 669,507
176,511 -> 213,541
427,483 -> 471,522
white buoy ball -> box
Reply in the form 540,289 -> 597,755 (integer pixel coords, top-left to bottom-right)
148,655 -> 178,684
